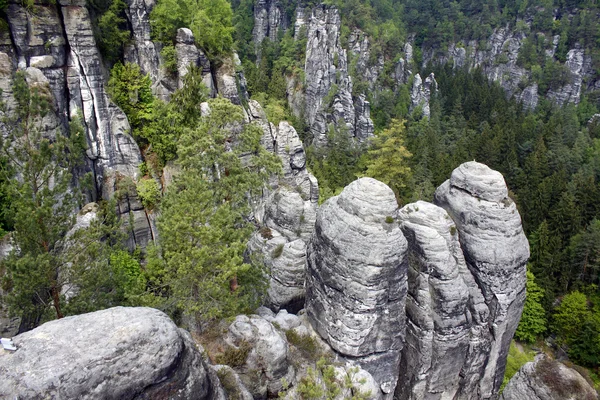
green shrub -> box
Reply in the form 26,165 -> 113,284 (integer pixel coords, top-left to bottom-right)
214,340 -> 252,367
286,329 -> 319,359
161,45 -> 178,76
272,243 -> 284,258
500,341 -> 535,393
385,216 -> 394,224
136,178 -> 161,210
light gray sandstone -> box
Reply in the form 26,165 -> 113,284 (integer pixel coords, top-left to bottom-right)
501,355 -> 598,400
225,314 -> 295,398
253,0 -> 288,46
175,28 -> 216,96
247,104 -> 318,312
410,72 -> 437,118
303,5 -> 373,145
0,307 -> 226,399
434,161 -> 529,399
395,200 -> 486,400
306,177 -> 407,396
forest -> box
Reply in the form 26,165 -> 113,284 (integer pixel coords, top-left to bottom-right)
1,0 -> 600,392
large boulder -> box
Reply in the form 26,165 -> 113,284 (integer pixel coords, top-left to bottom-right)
224,314 -> 295,399
0,307 -> 225,399
395,201 -> 488,400
434,161 -> 529,399
306,177 -> 407,396
501,355 -> 598,400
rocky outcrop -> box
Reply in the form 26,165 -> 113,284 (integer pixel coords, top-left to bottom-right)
410,72 -> 437,118
224,314 -> 295,398
248,102 -> 318,311
306,177 -> 407,396
434,161 -> 529,398
60,0 -> 142,196
253,0 -> 288,46
348,29 -> 384,91
123,0 -> 176,101
304,5 -> 374,145
501,355 -> 598,400
175,28 -> 216,96
0,307 -> 226,399
547,47 -> 586,106
395,201 -> 487,400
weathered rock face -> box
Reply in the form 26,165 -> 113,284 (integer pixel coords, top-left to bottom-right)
303,5 -> 374,145
0,307 -> 226,399
306,177 -> 408,396
395,200 -> 487,400
253,0 -> 288,46
547,47 -> 587,106
410,72 -> 437,118
123,0 -> 176,101
225,314 -> 295,398
434,161 -> 529,399
501,355 -> 598,400
60,0 -> 142,195
248,102 -> 318,311
175,28 -> 216,96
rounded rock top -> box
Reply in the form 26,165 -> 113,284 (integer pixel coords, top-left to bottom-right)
450,161 -> 508,202
336,177 -> 398,221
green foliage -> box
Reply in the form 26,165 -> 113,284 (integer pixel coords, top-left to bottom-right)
0,72 -> 86,331
285,329 -> 320,360
362,119 -> 412,202
272,243 -> 284,259
155,97 -> 281,327
160,45 -> 178,76
214,340 -> 252,367
94,0 -> 130,64
500,341 -> 535,393
150,0 -> 234,57
139,66 -> 209,166
108,62 -> 154,139
136,178 -> 161,210
515,270 -> 548,343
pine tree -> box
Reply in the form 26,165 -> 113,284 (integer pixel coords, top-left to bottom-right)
515,270 -> 547,343
363,119 -> 412,202
156,97 -> 281,328
1,72 -> 86,332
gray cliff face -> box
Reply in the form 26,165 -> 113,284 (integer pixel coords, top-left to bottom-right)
501,355 -> 598,400
348,29 -> 384,91
395,201 -> 484,400
0,307 -> 226,399
410,73 -> 437,118
123,0 -> 175,101
248,101 -> 318,312
434,161 -> 529,399
306,177 -> 408,396
225,314 -> 295,398
60,0 -> 142,196
253,0 -> 288,46
422,25 -> 598,109
175,28 -> 216,96
303,5 -> 374,145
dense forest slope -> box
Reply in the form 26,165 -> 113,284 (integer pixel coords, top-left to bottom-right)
0,0 -> 600,398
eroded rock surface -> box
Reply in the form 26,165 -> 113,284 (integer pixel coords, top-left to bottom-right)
434,161 -> 529,399
306,177 -> 407,395
0,307 -> 225,399
396,201 -> 487,400
501,355 -> 598,400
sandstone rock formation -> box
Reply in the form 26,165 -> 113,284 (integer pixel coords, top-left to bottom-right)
501,355 -> 598,400
175,28 -> 216,96
395,200 -> 484,400
247,102 -> 318,312
410,72 -> 437,118
0,307 -> 226,399
225,314 -> 295,398
434,161 -> 529,398
253,0 -> 288,46
303,5 -> 374,145
306,177 -> 408,396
